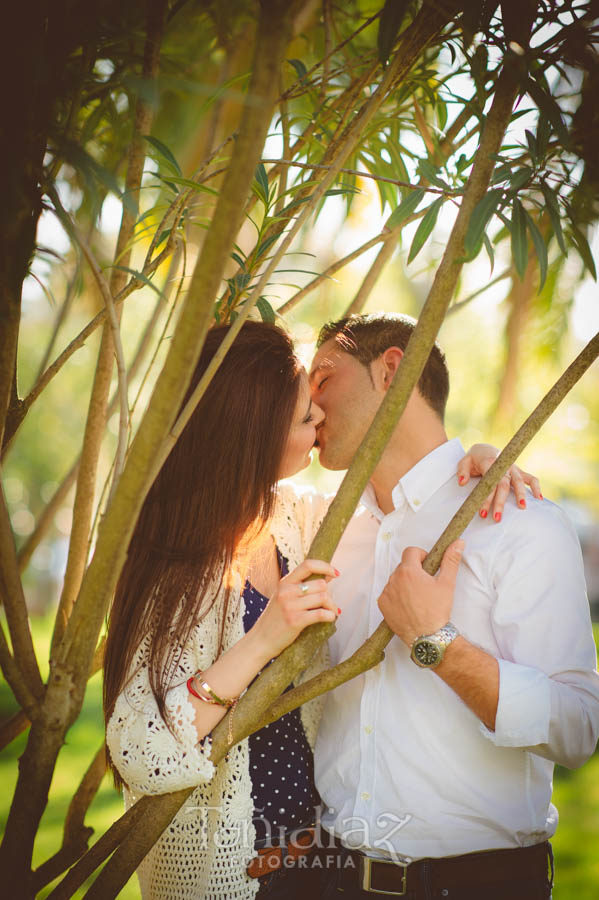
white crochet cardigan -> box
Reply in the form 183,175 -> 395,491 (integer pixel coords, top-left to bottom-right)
106,484 -> 330,900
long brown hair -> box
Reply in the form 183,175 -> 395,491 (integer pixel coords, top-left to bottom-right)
103,321 -> 301,747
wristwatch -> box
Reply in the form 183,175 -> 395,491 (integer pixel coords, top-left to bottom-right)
410,622 -> 460,668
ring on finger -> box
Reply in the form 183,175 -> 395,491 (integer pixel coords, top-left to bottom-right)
300,583 -> 309,595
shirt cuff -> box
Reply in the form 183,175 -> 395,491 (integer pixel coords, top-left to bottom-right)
480,658 -> 551,748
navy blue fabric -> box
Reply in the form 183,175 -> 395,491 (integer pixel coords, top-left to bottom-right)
243,548 -> 319,846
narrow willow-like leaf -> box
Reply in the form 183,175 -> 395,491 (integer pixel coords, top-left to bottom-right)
155,174 -> 218,196
510,197 -> 528,279
523,209 -> 548,290
417,158 -> 449,189
287,58 -> 307,80
483,233 -> 495,273
408,197 -> 443,263
524,129 -> 537,163
378,0 -> 411,66
464,188 -> 503,259
111,266 -> 166,297
541,182 -> 566,254
526,77 -> 570,147
386,187 -> 425,229
256,296 -> 276,323
254,163 -> 270,206
144,136 -> 183,176
254,233 -> 283,261
569,225 -> 597,281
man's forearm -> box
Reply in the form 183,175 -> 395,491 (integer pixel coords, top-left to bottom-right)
435,636 -> 499,731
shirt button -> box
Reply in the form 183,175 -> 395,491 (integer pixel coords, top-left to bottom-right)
364,725 -> 373,735
381,532 -> 391,542
361,791 -> 371,802
413,498 -> 421,507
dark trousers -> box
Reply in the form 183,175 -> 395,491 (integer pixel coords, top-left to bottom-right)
312,842 -> 554,900
255,853 -> 324,899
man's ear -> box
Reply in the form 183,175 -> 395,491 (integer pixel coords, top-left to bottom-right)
374,347 -> 404,391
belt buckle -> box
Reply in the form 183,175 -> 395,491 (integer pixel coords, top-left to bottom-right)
360,855 -> 408,896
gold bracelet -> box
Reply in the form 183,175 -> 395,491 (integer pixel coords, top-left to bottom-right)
188,671 -> 239,708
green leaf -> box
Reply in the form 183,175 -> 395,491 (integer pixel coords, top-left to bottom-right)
144,136 -> 182,176
536,114 -> 550,159
523,210 -> 548,291
231,251 -> 246,269
257,296 -> 276,324
407,197 -> 443,263
325,186 -> 361,197
569,225 -> 597,281
524,130 -> 537,163
510,198 -> 528,280
509,166 -> 533,192
287,58 -> 307,81
112,266 -> 166,297
254,164 -> 270,206
526,78 -> 570,148
482,233 -> 495,273
255,233 -> 282,261
378,0 -> 411,66
386,187 -> 425,229
417,159 -> 449,189
155,174 -> 218,196
541,183 -> 566,254
464,188 -> 503,259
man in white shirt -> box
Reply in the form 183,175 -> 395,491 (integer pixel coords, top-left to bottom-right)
308,313 -> 599,899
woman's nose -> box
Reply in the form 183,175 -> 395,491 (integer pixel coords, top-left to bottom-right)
313,402 -> 325,425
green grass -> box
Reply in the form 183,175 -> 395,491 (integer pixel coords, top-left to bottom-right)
1,621 -> 598,897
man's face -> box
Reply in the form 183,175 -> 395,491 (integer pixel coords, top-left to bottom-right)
309,339 -> 383,470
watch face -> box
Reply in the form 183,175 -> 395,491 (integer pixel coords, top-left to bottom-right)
413,640 -> 441,667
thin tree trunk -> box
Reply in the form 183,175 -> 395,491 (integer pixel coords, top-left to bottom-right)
0,4 -> 168,890
50,0 -> 167,658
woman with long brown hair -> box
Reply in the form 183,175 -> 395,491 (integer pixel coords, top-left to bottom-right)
105,320 -> 535,900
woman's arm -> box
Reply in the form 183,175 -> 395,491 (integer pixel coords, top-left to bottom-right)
106,558 -> 338,794
188,558 -> 338,740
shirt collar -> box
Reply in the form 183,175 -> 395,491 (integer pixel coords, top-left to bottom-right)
361,438 -> 465,519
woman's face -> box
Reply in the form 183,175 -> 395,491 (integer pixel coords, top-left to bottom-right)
278,370 -> 324,479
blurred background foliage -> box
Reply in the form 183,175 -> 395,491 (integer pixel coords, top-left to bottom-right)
2,0 -> 598,895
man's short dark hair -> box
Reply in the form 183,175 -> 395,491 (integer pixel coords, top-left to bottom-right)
317,313 -> 449,420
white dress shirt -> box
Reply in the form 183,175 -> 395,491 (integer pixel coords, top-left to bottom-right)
315,438 -> 599,861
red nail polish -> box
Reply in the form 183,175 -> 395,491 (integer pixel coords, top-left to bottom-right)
458,475 -> 465,485
480,509 -> 488,518
539,493 -> 544,500
519,499 -> 526,508
494,512 -> 502,522
337,608 -> 342,615
334,568 -> 340,576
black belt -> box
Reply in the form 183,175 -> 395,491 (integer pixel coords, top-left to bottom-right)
334,841 -> 553,897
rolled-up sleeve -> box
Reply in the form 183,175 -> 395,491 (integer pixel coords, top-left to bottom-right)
480,501 -> 599,769
107,674 -> 215,795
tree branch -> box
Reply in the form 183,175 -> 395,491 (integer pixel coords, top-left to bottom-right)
0,487 -> 44,699
51,195 -> 130,504
32,744 -> 107,892
343,230 -> 399,316
49,0 -> 167,660
260,157 -> 457,195
0,623 -> 40,720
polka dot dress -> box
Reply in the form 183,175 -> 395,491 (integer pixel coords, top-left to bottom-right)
243,549 -> 320,846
